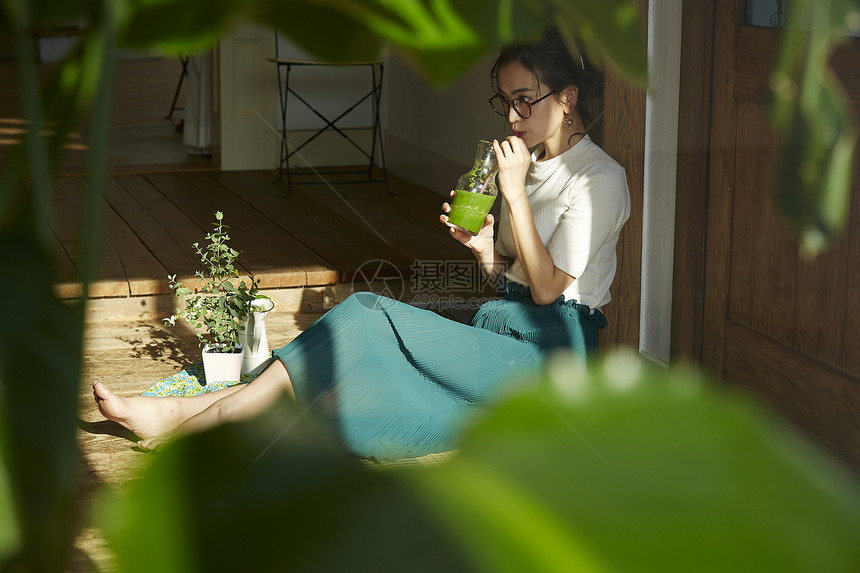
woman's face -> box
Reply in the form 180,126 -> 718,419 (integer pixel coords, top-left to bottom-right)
495,61 -> 566,150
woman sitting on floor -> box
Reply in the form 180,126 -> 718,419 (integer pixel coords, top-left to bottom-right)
93,28 -> 631,461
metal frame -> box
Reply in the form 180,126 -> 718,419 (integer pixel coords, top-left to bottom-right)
166,52 -> 189,120
269,51 -> 389,194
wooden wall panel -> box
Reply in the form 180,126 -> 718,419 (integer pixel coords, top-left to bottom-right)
814,236 -> 849,371
727,102 -> 760,331
769,187 -> 799,348
701,0 -> 740,375
793,256 -> 825,360
844,155 -> 860,379
723,321 -> 860,472
728,100 -> 785,339
681,0 -> 860,469
747,111 -> 780,339
671,0 -> 716,362
601,0 -> 647,350
733,26 -> 781,101
729,26 -> 858,375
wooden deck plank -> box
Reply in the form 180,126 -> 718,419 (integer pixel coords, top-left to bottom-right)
41,168 -> 498,301
290,174 -> 471,267
209,170 -> 413,281
358,169 -> 505,241
99,180 -> 171,296
107,175 -> 208,290
29,177 -> 86,299
25,176 -> 130,297
288,166 -> 453,228
52,246 -> 84,299
362,170 -> 457,227
143,171 -> 339,288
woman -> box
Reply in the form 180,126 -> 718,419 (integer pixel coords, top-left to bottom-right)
93,29 -> 630,460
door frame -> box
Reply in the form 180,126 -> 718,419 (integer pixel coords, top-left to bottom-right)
671,0 -> 719,365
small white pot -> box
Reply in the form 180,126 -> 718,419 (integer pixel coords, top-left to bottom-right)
201,343 -> 244,384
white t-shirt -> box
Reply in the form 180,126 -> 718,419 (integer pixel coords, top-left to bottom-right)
495,136 -> 630,309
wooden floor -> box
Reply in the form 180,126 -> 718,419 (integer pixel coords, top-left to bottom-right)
39,167 -> 471,300
2,55 -> 468,298
0,56 -> 211,174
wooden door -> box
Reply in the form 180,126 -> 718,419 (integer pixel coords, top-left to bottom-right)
699,0 -> 860,472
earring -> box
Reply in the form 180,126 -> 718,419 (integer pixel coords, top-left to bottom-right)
563,115 -> 576,128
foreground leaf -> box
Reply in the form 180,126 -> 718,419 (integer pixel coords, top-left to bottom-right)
104,351 -> 860,572
410,350 -> 860,572
770,0 -> 859,256
0,399 -> 21,564
102,397 -> 473,572
0,231 -> 82,571
119,0 -> 244,53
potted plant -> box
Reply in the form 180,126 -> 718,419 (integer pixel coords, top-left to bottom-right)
164,211 -> 260,384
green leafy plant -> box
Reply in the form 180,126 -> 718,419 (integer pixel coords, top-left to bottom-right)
164,211 -> 260,353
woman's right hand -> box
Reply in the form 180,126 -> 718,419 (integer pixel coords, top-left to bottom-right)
440,190 -> 495,255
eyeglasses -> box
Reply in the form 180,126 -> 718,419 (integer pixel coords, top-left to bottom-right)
488,90 -> 556,119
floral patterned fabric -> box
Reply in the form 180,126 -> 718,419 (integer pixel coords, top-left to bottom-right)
141,361 -> 259,397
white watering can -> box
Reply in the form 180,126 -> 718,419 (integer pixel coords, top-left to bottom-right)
239,297 -> 275,376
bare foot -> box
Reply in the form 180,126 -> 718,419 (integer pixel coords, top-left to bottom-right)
92,381 -> 184,441
137,435 -> 170,451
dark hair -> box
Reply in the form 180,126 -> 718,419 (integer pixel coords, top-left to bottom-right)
490,28 -> 604,142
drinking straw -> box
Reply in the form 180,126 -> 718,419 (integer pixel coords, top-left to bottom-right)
478,171 -> 495,193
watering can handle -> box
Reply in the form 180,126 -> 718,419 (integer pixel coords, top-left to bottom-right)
252,313 -> 263,354
247,313 -> 259,354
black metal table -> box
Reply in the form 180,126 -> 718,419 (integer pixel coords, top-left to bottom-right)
266,57 -> 388,193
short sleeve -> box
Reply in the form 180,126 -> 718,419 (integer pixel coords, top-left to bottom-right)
547,167 -> 629,279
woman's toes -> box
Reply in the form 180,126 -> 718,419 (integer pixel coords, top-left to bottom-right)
138,437 -> 163,451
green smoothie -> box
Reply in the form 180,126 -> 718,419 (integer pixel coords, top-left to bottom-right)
447,190 -> 496,235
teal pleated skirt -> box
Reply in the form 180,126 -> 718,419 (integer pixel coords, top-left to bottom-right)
273,284 -> 607,460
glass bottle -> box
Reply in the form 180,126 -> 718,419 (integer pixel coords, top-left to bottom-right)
446,140 -> 499,235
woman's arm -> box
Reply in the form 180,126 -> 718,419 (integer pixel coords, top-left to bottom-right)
494,137 -> 574,305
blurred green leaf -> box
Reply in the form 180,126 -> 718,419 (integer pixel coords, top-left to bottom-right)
119,0 -> 244,53
103,351 -> 860,572
769,0 -> 859,256
102,398 -> 473,572
0,402 -> 21,564
411,459 -> 605,572
409,350 -> 860,572
254,0 -> 386,64
13,0 -> 99,30
253,0 -> 647,87
0,231 -> 82,571
552,0 -> 648,88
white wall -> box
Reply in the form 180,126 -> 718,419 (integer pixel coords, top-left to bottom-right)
384,53 -> 507,195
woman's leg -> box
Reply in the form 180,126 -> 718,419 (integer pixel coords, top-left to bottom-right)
137,359 -> 294,450
94,359 -> 295,449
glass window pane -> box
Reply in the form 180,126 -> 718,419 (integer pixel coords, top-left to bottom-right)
745,0 -> 860,36
745,0 -> 791,28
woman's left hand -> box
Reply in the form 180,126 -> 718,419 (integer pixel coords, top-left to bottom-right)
493,136 -> 531,200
